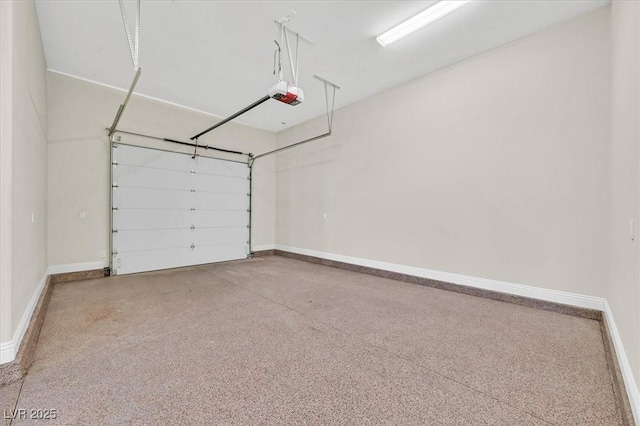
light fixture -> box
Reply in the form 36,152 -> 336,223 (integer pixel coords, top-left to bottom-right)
376,0 -> 471,47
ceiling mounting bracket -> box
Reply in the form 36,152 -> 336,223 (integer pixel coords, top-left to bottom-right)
273,11 -> 313,45
273,10 -> 312,87
108,67 -> 141,137
313,75 -> 340,132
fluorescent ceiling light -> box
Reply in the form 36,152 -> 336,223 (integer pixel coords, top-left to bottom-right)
377,0 -> 472,47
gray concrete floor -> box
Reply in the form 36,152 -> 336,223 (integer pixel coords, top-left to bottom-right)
1,256 -> 625,425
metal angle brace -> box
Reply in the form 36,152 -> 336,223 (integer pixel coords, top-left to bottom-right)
251,132 -> 331,164
313,75 -> 340,132
108,68 -> 142,137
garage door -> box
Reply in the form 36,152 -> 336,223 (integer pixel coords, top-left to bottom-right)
111,143 -> 250,275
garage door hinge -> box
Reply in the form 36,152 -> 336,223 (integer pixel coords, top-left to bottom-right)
190,189 -> 196,193
112,184 -> 118,189
190,243 -> 196,250
247,209 -> 251,212
112,250 -> 118,256
190,208 -> 196,212
112,207 -> 118,211
191,170 -> 195,174
112,161 -> 118,166
112,229 -> 118,233
112,143 -> 118,149
190,225 -> 195,230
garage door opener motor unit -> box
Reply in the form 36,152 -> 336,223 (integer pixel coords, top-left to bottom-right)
269,81 -> 303,106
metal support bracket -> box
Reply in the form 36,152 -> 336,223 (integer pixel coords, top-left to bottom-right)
108,67 -> 142,137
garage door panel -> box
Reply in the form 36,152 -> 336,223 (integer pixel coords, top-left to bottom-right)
113,248 -> 198,275
193,210 -> 249,228
189,243 -> 248,265
195,157 -> 248,177
113,209 -> 248,230
113,209 -> 194,230
194,192 -> 249,211
191,227 -> 247,246
113,229 -> 193,252
114,144 -> 195,172
114,243 -> 248,276
194,173 -> 248,194
115,164 -> 192,191
114,187 -> 193,210
113,242 -> 248,276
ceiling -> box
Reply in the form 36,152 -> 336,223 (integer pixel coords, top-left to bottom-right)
35,0 -> 609,133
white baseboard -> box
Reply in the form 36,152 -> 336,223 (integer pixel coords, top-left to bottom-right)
276,244 -> 639,421
0,268 -> 48,364
252,244 -> 275,252
48,260 -> 105,275
275,245 -> 606,310
0,342 -> 14,364
604,301 -> 640,423
1,260 -> 104,364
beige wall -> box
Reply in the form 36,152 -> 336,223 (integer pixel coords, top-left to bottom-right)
609,0 -> 640,393
0,0 -> 14,346
0,0 -> 48,347
276,9 -> 610,296
47,72 -> 276,267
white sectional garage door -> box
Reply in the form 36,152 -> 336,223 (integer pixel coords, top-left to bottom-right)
111,143 -> 250,275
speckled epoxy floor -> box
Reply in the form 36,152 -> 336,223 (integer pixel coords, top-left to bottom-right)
1,256 -> 626,425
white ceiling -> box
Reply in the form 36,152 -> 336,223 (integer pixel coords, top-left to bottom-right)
35,0 -> 609,133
